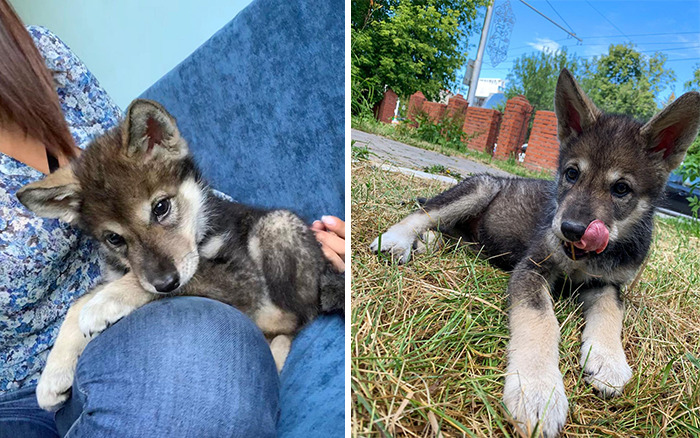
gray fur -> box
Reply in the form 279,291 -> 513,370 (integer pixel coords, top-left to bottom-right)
19,99 -> 344,337
372,69 -> 700,437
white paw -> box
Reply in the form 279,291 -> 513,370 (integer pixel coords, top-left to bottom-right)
79,293 -> 136,338
369,227 -> 415,264
269,335 -> 292,373
503,369 -> 568,437
581,341 -> 632,398
36,360 -> 75,411
413,230 -> 443,255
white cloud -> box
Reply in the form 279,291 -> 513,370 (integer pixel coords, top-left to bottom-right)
527,38 -> 561,53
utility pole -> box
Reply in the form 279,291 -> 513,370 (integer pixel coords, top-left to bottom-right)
466,1 -> 495,106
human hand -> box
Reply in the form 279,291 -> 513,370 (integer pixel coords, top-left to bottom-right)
311,215 -> 345,273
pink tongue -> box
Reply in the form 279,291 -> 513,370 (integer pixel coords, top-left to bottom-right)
573,220 -> 609,254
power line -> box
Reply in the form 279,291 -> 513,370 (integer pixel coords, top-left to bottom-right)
518,0 -> 582,42
578,31 -> 700,39
584,0 -> 631,41
545,0 -> 576,35
666,57 -> 700,63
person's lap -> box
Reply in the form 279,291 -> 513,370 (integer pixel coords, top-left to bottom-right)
0,297 -> 344,438
1,297 -> 280,438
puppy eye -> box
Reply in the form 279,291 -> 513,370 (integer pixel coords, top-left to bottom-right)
152,198 -> 171,220
105,232 -> 125,247
564,167 -> 579,183
612,181 -> 631,197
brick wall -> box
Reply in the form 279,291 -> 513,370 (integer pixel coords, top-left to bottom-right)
422,101 -> 446,122
523,110 -> 559,172
462,107 -> 501,154
407,91 -> 427,121
495,95 -> 533,160
445,94 -> 468,118
375,88 -> 398,124
374,92 -> 560,168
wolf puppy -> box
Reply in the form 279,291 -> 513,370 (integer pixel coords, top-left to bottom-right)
19,99 -> 344,411
371,69 -> 700,436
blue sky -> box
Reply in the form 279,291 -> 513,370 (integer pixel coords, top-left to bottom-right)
458,0 -> 700,103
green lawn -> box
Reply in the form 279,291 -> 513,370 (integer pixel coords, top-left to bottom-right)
351,161 -> 700,437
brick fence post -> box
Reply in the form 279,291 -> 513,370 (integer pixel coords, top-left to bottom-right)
523,110 -> 559,172
407,91 -> 427,122
494,95 -> 533,160
374,88 -> 399,124
446,94 -> 468,118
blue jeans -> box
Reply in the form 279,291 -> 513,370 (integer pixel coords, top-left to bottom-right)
0,297 -> 279,437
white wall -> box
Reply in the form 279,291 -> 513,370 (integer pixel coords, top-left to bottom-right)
10,0 -> 253,110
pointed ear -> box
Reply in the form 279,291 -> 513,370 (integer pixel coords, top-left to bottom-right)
640,91 -> 700,173
554,68 -> 601,143
122,99 -> 188,159
16,165 -> 81,224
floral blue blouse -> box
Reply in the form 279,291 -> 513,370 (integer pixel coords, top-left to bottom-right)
0,26 -> 122,394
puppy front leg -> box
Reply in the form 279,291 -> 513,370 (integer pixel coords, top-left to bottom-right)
36,291 -> 95,411
78,271 -> 156,338
580,285 -> 632,397
370,174 -> 501,263
503,268 -> 568,438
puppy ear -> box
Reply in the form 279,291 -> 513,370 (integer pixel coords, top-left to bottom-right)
554,68 -> 601,143
122,99 -> 188,159
640,91 -> 700,173
16,165 -> 82,224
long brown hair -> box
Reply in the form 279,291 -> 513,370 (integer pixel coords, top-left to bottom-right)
0,0 -> 77,160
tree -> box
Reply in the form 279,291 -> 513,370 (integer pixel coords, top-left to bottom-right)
580,43 -> 675,120
504,48 -> 581,113
503,44 -> 675,122
351,0 -> 488,109
683,63 -> 700,91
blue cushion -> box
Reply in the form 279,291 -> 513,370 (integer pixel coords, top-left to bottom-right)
139,0 -> 344,222
139,0 -> 346,435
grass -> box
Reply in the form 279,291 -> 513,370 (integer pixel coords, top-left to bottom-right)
352,116 -> 553,181
351,161 -> 700,437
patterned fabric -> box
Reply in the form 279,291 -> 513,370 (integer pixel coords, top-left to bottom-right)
0,26 -> 121,394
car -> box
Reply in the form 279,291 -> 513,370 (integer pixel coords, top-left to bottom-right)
660,170 -> 700,217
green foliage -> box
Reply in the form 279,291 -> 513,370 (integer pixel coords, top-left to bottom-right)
351,0 -> 487,108
683,63 -> 700,91
504,43 -> 676,122
679,63 -> 700,217
351,62 -> 380,118
504,48 -> 581,113
678,146 -> 700,218
351,139 -> 372,161
413,110 -> 470,151
422,164 -> 463,180
580,43 -> 675,120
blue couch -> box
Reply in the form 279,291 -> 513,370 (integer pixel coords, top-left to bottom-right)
140,0 -> 345,435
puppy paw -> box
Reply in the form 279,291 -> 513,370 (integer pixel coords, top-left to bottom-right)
369,228 -> 415,264
503,370 -> 568,437
78,293 -> 136,338
36,360 -> 75,411
581,341 -> 632,398
413,231 -> 443,255
269,335 -> 292,373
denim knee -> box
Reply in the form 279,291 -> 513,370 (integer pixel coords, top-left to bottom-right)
56,297 -> 279,438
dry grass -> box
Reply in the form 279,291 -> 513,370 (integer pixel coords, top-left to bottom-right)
351,161 -> 700,437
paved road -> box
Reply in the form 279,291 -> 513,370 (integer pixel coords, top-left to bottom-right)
351,129 -> 511,178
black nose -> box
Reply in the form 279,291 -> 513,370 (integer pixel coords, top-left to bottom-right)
151,272 -> 180,293
561,221 -> 587,242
